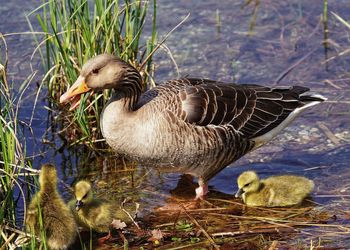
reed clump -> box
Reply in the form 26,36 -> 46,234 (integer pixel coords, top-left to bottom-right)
29,0 -> 158,149
0,36 -> 44,249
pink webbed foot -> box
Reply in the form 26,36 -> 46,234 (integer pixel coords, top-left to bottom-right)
98,231 -> 115,245
195,179 -> 208,200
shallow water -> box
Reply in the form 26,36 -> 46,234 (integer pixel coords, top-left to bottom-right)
1,0 -> 350,248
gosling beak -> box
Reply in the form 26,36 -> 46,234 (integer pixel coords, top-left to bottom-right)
75,200 -> 84,211
60,75 -> 91,111
235,188 -> 244,198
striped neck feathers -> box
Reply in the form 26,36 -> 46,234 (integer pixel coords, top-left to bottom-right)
114,66 -> 142,111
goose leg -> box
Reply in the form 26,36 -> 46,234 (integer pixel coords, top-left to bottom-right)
195,178 -> 208,200
98,231 -> 115,245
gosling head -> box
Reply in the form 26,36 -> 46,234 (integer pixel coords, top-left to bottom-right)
39,164 -> 58,188
235,171 -> 260,198
60,54 -> 141,110
74,180 -> 93,211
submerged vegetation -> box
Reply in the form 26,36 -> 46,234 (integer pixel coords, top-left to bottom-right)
29,0 -> 158,149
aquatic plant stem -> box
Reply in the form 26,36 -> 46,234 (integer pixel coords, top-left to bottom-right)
180,204 -> 220,250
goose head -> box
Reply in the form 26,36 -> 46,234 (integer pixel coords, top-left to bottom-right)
235,171 -> 260,198
74,180 -> 94,211
39,164 -> 58,188
60,54 -> 141,110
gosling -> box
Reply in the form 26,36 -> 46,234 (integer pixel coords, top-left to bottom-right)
235,171 -> 314,207
26,164 -> 77,250
69,180 -> 135,233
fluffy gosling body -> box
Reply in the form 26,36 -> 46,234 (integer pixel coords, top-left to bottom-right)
235,171 -> 314,207
69,180 -> 134,233
26,164 -> 77,250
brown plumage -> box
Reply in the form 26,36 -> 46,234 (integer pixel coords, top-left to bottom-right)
60,54 -> 326,199
26,164 -> 77,250
235,171 -> 315,207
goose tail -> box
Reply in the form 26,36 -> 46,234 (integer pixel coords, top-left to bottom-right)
252,87 -> 326,148
299,93 -> 327,108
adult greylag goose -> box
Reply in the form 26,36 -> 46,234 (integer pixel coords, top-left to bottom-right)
60,54 -> 325,199
235,171 -> 314,207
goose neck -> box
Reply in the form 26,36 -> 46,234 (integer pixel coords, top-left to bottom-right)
114,67 -> 143,111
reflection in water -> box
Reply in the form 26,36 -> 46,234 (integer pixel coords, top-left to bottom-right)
169,174 -> 197,199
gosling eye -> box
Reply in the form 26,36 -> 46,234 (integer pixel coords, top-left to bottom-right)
82,193 -> 88,199
244,183 -> 250,188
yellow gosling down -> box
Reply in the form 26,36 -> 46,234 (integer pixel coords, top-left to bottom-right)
26,164 -> 77,250
69,180 -> 135,233
235,171 -> 314,207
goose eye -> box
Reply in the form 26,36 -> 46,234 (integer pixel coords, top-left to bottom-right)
92,68 -> 99,74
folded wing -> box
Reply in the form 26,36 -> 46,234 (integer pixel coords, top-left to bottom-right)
178,80 -> 322,139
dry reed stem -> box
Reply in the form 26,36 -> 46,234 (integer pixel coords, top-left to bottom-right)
180,204 -> 220,250
273,47 -> 318,85
121,199 -> 141,230
0,161 -> 39,174
211,227 -> 295,237
0,232 -> 15,250
0,225 -> 33,250
164,240 -> 210,250
208,212 -> 350,232
317,121 -> 341,145
139,13 -> 190,70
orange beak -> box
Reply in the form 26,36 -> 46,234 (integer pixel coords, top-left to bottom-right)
60,76 -> 91,111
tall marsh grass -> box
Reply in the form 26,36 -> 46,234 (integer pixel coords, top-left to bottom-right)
0,36 -> 41,249
28,0 -> 158,149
